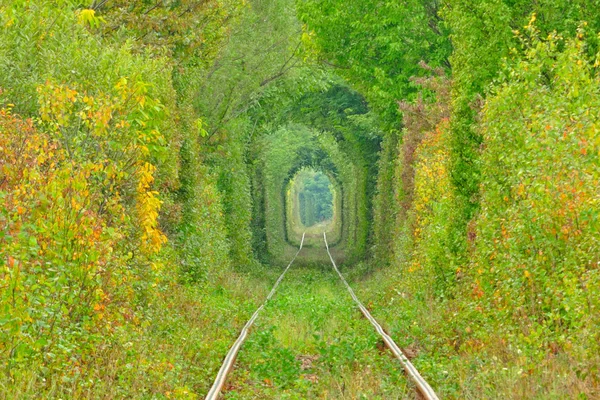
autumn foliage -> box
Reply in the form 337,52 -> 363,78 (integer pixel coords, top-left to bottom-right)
0,72 -> 169,380
383,23 -> 600,397
471,28 -> 600,359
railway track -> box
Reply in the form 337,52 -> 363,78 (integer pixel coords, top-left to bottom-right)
205,233 -> 305,400
323,233 -> 439,400
205,232 -> 439,399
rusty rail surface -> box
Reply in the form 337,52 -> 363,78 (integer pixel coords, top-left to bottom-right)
205,233 -> 305,400
323,232 -> 440,400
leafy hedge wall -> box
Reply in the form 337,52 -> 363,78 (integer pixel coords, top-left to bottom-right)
470,29 -> 600,361
300,0 -> 600,395
0,1 -> 240,395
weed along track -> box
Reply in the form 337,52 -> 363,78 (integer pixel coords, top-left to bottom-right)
205,233 -> 306,400
206,233 -> 437,399
324,233 -> 439,400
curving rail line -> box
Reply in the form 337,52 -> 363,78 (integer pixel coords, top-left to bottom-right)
205,233 -> 305,400
324,232 -> 440,400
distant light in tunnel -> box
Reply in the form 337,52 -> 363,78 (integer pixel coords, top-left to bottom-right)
297,170 -> 334,227
286,168 -> 338,238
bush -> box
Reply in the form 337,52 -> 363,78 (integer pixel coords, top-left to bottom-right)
471,27 -> 600,359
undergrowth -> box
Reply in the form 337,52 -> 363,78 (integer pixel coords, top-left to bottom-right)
224,265 -> 416,399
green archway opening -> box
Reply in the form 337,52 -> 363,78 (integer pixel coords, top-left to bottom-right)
285,167 -> 342,248
296,170 -> 334,227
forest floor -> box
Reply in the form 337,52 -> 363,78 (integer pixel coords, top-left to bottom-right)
206,247 -> 597,399
15,243 -> 589,399
220,265 -> 419,399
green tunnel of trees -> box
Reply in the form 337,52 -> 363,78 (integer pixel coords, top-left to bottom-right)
250,109 -> 379,262
4,0 -> 600,397
294,170 -> 334,228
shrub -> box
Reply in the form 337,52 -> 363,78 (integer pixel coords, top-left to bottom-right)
469,27 -> 600,359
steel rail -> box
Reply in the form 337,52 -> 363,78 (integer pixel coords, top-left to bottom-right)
323,232 -> 440,400
205,233 -> 305,400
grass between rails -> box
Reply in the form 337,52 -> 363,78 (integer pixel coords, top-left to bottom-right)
222,263 -> 417,399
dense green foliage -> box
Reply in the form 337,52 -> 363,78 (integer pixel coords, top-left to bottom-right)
3,0 -> 600,397
443,0 -> 600,269
297,0 -> 600,397
0,0 -> 248,396
473,28 -> 600,360
296,0 -> 451,123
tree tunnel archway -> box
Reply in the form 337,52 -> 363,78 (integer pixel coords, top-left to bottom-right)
290,170 -> 335,229
277,142 -> 342,250
283,166 -> 343,249
246,84 -> 382,266
251,123 -> 372,264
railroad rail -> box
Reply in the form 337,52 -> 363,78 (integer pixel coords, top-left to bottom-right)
205,232 -> 305,400
323,232 -> 440,400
